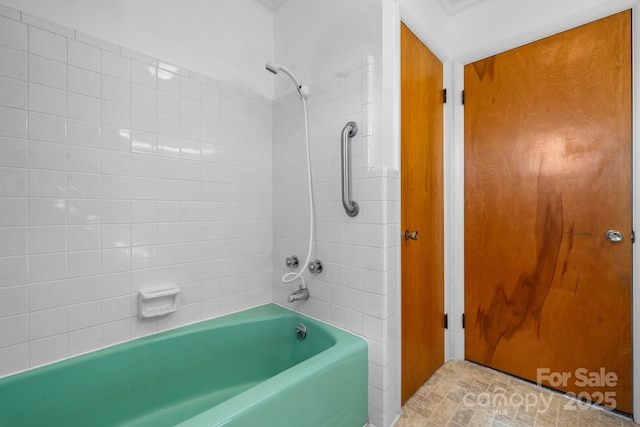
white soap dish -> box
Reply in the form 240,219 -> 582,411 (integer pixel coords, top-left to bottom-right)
137,287 -> 180,319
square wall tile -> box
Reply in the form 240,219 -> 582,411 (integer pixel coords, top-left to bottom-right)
67,173 -> 100,198
0,314 -> 29,347
0,45 -> 27,80
131,61 -> 156,88
29,55 -> 65,90
68,199 -> 101,224
68,92 -> 100,123
0,166 -> 26,196
67,120 -> 99,148
29,334 -> 67,367
29,112 -> 66,144
68,66 -> 100,97
0,75 -> 26,109
68,301 -> 102,331
0,343 -> 29,377
0,106 -> 27,138
101,51 -> 129,81
68,250 -> 101,278
68,326 -> 102,356
0,285 -> 28,317
29,141 -> 66,171
0,256 -> 28,288
29,83 -> 65,116
28,226 -> 66,255
29,253 -> 67,283
0,227 -> 27,257
29,280 -> 67,311
68,40 -> 100,72
68,275 -> 101,304
67,226 -> 100,251
0,15 -> 27,51
67,146 -> 100,174
28,198 -> 67,226
0,136 -> 27,167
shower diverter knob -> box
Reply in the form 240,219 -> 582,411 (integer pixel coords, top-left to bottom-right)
285,256 -> 299,269
308,260 -> 323,274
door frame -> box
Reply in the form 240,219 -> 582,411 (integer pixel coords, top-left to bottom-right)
447,0 -> 640,418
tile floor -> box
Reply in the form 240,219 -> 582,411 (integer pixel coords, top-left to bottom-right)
396,360 -> 636,427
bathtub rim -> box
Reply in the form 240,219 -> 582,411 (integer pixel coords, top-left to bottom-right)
0,303 -> 369,426
177,303 -> 369,426
0,303 -> 355,382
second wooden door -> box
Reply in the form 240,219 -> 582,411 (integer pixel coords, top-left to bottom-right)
401,23 -> 445,404
464,11 -> 632,413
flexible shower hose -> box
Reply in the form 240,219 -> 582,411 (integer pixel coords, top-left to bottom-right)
281,97 -> 314,290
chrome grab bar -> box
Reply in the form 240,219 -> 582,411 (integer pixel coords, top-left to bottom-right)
341,121 -> 359,217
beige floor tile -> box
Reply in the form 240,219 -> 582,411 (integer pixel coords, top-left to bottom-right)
400,360 -> 634,427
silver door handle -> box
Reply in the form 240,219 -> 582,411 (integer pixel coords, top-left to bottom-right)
403,230 -> 418,240
605,229 -> 623,242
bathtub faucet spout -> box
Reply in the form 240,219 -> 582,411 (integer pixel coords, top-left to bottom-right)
288,285 -> 310,303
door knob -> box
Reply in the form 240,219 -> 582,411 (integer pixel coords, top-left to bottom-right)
403,230 -> 419,240
605,229 -> 623,242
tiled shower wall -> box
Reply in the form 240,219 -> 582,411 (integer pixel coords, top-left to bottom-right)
0,6 -> 273,376
271,58 -> 400,427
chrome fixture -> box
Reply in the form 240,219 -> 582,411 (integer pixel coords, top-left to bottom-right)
341,121 -> 359,217
307,260 -> 323,274
288,285 -> 310,303
295,323 -> 307,340
403,230 -> 419,240
285,255 -> 299,269
266,61 -> 315,304
605,229 -> 623,242
265,62 -> 310,99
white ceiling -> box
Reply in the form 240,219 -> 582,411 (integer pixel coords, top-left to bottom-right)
436,0 -> 487,15
255,0 -> 487,16
252,0 -> 287,12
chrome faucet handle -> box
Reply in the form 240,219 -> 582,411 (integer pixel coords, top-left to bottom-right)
285,255 -> 299,269
308,260 -> 323,274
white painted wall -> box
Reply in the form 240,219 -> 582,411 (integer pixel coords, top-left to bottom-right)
273,0 -> 381,97
399,0 -> 451,62
274,0 -> 387,168
451,0 -> 636,62
0,0 -> 275,98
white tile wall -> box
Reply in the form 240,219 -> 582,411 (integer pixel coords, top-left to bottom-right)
271,58 -> 400,427
0,6 -> 273,374
0,6 -> 401,427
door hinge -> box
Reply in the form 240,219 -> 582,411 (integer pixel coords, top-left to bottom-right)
632,230 -> 636,244
462,313 -> 465,329
444,313 -> 448,329
443,88 -> 447,104
461,90 -> 465,105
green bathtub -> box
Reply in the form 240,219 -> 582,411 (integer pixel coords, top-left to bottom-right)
0,304 -> 368,426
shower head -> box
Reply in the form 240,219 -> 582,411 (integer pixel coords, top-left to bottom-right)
265,63 -> 279,75
265,62 -> 309,99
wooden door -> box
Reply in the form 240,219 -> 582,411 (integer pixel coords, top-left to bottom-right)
401,23 -> 445,404
464,11 -> 632,413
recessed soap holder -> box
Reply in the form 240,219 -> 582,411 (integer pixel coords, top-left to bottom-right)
137,287 -> 180,319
